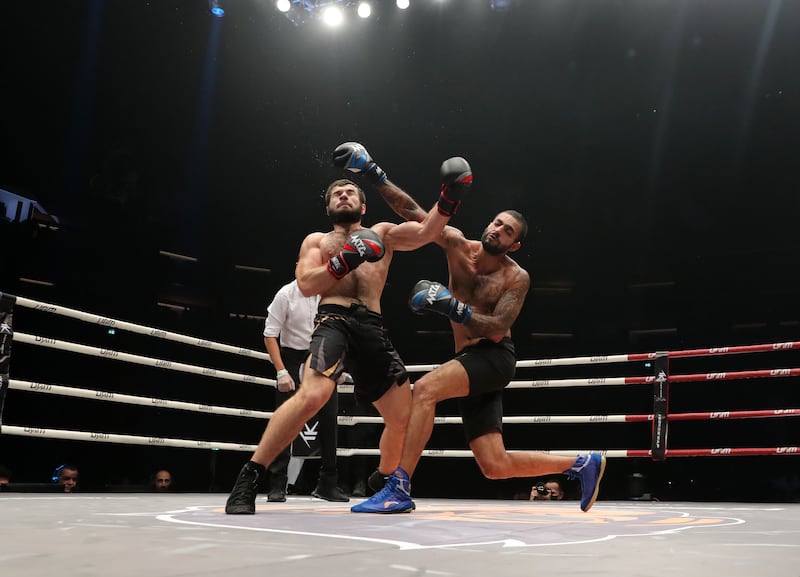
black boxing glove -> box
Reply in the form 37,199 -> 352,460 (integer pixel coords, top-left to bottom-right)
437,156 -> 472,217
408,280 -> 472,324
327,228 -> 386,280
332,142 -> 388,186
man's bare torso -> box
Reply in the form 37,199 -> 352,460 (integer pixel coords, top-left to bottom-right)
443,233 -> 525,351
315,222 -> 394,313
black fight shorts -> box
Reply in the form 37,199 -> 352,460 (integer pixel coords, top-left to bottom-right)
454,338 -> 516,442
308,303 -> 408,404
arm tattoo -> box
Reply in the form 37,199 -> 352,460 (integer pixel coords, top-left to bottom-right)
467,283 -> 527,335
377,181 -> 427,222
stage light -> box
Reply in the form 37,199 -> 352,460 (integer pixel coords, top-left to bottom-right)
278,1 -> 405,27
322,5 -> 344,26
208,0 -> 225,17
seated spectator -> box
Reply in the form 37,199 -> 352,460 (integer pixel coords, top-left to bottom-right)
0,464 -> 11,485
52,464 -> 80,493
151,469 -> 173,492
530,478 -> 566,501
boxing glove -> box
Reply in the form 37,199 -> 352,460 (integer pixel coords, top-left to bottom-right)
327,228 -> 386,280
437,156 -> 472,217
408,280 -> 472,324
332,142 -> 388,186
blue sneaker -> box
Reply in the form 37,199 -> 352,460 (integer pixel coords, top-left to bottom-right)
351,467 -> 415,513
564,453 -> 606,512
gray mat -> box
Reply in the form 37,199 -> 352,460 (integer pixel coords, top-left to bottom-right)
1,494 -> 798,577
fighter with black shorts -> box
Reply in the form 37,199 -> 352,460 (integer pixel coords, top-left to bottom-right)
454,337 -> 516,442
225,143 -> 458,515
309,303 -> 408,404
347,140 -> 606,514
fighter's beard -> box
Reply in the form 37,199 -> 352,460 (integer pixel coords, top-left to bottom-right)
481,233 -> 505,256
330,207 -> 362,225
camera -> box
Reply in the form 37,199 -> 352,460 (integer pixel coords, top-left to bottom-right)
534,482 -> 549,496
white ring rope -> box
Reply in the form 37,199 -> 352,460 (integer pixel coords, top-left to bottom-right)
18,296 -> 799,372
15,296 -> 271,361
9,378 -> 656,425
13,330 -> 800,392
516,341 -> 800,368
13,332 -> 276,387
1,425 -> 257,452
10,379 -> 800,427
8,379 -> 274,420
4,424 -> 797,458
0,425 -> 631,458
12,330 -> 642,391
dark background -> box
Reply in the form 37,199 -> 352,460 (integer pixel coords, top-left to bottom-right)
0,0 -> 798,500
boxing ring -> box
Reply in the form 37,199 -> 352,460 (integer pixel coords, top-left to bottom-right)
1,292 -> 798,577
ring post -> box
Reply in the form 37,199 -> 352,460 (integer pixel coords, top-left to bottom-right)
650,352 -> 669,461
0,292 -> 17,434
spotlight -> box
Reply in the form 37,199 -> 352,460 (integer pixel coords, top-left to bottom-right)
322,5 -> 343,26
277,1 -> 387,26
396,0 -> 409,9
208,0 -> 225,17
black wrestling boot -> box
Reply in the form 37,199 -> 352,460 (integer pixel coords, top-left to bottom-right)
267,469 -> 287,502
267,487 -> 286,502
225,461 -> 265,514
311,470 -> 350,502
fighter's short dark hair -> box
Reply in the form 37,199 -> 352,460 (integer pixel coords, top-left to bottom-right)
323,179 -> 366,205
504,209 -> 528,243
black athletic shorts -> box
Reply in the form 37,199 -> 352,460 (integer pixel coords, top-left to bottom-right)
454,338 -> 516,442
308,303 -> 408,404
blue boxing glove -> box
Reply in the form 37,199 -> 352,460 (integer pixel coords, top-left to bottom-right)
408,280 -> 472,324
332,142 -> 388,186
437,156 -> 472,217
327,228 -> 386,280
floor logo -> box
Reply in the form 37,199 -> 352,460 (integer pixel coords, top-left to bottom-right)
162,501 -> 745,550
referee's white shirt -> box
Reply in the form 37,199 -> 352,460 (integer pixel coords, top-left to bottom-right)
263,280 -> 320,350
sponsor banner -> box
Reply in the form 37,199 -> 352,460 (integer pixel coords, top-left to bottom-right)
292,418 -> 322,458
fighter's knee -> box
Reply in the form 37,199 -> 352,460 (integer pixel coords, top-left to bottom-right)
477,462 -> 504,480
383,408 -> 410,433
475,456 -> 510,480
296,387 -> 330,412
410,376 -> 440,405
